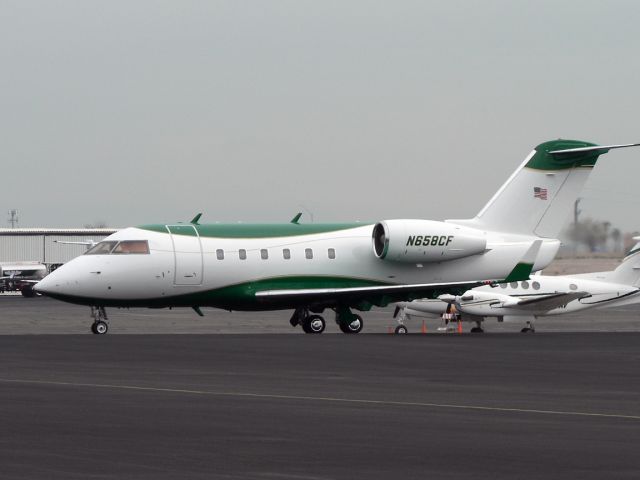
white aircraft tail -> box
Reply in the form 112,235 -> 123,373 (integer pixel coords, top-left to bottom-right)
605,239 -> 640,286
448,140 -> 640,238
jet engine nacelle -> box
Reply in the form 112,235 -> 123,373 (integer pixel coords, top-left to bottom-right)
372,219 -> 487,263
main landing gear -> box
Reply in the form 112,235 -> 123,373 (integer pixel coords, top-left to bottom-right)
302,315 -> 326,334
290,308 -> 326,334
470,320 -> 484,334
90,306 -> 109,335
289,307 -> 364,334
335,307 -> 363,334
521,320 -> 536,333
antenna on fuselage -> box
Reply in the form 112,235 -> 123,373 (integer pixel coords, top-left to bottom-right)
190,213 -> 202,225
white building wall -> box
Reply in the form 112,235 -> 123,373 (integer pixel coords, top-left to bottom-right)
0,229 -> 118,264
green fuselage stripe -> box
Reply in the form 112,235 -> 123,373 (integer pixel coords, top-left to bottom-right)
139,223 -> 371,239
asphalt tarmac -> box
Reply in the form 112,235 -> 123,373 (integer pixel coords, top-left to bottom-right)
2,295 -> 640,334
1,297 -> 639,479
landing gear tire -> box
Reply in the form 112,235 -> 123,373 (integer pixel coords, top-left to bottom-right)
302,315 -> 326,334
90,306 -> 109,334
521,327 -> 535,333
470,327 -> 484,333
92,321 -> 108,335
395,325 -> 408,334
339,314 -> 363,334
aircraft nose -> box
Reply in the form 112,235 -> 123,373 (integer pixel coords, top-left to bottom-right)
34,270 -> 62,295
34,265 -> 78,297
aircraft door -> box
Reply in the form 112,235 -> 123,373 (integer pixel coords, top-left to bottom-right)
167,225 -> 203,285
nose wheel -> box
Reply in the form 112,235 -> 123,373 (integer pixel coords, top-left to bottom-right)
90,306 -> 109,335
393,306 -> 410,334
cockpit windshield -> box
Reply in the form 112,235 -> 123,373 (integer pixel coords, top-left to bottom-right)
112,240 -> 150,254
85,241 -> 118,255
84,240 -> 149,255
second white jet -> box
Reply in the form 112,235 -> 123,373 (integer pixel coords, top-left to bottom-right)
394,239 -> 640,333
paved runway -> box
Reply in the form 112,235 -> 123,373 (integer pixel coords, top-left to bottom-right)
2,296 -> 640,334
1,333 -> 639,479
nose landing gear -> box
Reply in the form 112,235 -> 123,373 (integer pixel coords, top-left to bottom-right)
90,306 -> 109,335
393,306 -> 410,334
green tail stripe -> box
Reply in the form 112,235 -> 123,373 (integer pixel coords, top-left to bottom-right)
526,139 -> 601,171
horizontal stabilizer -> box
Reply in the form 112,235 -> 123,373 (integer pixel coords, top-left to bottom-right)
549,143 -> 640,155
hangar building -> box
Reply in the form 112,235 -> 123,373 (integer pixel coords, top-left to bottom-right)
0,228 -> 118,267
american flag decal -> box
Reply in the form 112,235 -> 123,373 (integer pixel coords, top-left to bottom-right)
533,187 -> 548,200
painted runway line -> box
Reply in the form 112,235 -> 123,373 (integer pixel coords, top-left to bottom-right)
1,377 -> 638,421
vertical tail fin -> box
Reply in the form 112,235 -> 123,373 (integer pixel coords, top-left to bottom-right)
448,140 -> 640,237
606,238 -> 640,286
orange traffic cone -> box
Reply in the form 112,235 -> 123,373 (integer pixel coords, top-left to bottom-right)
421,319 -> 427,334
457,320 -> 463,334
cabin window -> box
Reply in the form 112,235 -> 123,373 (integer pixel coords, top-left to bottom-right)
521,281 -> 529,289
112,240 -> 150,255
328,248 -> 336,259
500,283 -> 507,289
239,249 -> 246,260
305,248 -> 313,259
283,248 -> 291,260
510,282 -> 518,289
261,249 -> 269,260
532,281 -> 540,290
216,249 -> 224,260
85,241 -> 118,255
570,283 -> 578,291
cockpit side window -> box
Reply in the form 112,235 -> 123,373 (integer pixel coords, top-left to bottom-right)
85,241 -> 118,255
112,240 -> 150,254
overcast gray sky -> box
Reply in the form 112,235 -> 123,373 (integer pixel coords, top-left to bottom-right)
2,0 -> 640,231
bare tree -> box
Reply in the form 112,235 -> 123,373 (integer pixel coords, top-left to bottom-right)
84,221 -> 109,229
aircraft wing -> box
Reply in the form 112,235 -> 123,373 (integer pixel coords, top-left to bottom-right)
512,292 -> 589,311
254,239 -> 542,309
254,279 -> 489,308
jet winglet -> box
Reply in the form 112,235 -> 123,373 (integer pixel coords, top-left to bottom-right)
192,306 -> 204,317
190,213 -> 203,225
290,212 -> 303,224
501,240 -> 542,283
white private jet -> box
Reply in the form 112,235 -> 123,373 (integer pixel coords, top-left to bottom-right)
35,139 -> 639,334
394,239 -> 640,334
